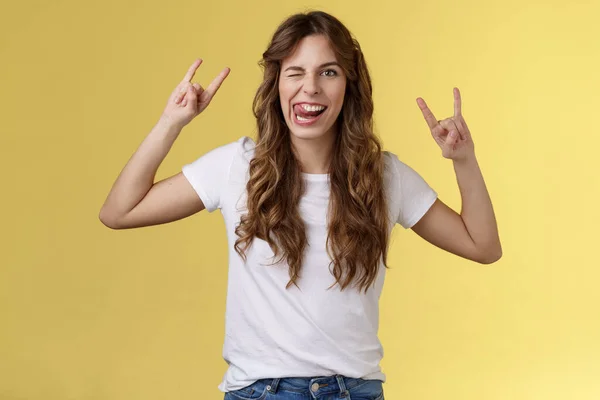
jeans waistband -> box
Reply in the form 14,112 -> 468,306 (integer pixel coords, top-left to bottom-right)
260,374 -> 366,397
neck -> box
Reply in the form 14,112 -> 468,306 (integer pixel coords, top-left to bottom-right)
290,129 -> 336,174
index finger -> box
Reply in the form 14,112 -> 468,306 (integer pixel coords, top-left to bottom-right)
416,97 -> 439,130
182,58 -> 202,82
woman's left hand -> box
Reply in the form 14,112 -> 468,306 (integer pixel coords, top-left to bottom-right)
416,87 -> 475,162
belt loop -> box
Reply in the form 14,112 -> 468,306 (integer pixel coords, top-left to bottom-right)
266,378 -> 280,393
335,375 -> 349,398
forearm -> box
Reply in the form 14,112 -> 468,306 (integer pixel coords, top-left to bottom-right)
453,155 -> 502,261
99,117 -> 182,221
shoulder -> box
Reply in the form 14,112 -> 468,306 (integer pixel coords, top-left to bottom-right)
381,150 -> 407,185
214,135 -> 255,158
182,136 -> 255,183
382,150 -> 413,175
381,150 -> 436,196
382,150 -> 429,182
237,136 -> 256,161
380,150 -> 438,228
228,136 -> 256,184
208,136 -> 256,166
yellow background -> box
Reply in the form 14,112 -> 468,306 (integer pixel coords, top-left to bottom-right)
1,0 -> 598,399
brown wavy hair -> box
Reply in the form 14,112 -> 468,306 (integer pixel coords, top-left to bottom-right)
234,10 -> 390,294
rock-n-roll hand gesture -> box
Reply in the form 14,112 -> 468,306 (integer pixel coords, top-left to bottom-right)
161,58 -> 230,129
416,87 -> 475,162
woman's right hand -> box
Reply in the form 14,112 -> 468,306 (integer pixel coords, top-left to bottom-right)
160,58 -> 230,129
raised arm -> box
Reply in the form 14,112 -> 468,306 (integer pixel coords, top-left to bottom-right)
99,59 -> 230,229
412,88 -> 502,263
98,119 -> 206,229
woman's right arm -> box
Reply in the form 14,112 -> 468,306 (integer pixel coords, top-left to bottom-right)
98,58 -> 230,229
98,118 -> 206,229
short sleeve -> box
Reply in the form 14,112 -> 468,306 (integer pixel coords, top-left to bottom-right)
181,139 -> 242,213
387,152 -> 438,229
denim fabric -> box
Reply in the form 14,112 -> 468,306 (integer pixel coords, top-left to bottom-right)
224,375 -> 384,400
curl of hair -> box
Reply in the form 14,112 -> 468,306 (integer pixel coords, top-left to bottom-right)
234,10 -> 390,294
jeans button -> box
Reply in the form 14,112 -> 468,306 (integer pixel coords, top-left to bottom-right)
311,383 -> 320,392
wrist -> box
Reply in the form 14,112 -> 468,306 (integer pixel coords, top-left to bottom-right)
453,153 -> 477,167
156,115 -> 184,138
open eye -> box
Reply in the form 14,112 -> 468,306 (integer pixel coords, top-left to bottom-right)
322,69 -> 338,77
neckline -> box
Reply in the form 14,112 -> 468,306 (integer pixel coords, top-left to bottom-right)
301,172 -> 329,182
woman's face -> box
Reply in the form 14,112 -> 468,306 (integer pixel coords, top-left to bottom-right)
278,34 -> 347,142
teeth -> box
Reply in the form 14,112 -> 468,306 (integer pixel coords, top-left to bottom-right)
300,104 -> 325,112
295,112 -> 320,121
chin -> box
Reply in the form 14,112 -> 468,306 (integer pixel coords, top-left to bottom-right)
285,116 -> 337,141
289,129 -> 330,140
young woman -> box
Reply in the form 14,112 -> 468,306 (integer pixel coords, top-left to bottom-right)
99,10 -> 501,400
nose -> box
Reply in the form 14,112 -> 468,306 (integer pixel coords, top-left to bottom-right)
302,74 -> 321,95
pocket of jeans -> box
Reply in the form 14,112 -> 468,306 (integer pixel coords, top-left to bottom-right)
226,381 -> 269,400
347,379 -> 384,400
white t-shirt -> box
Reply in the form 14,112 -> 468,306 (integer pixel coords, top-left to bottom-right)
182,136 -> 438,393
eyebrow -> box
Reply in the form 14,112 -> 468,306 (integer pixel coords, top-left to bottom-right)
283,61 -> 341,72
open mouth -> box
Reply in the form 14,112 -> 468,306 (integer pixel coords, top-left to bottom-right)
293,103 -> 327,125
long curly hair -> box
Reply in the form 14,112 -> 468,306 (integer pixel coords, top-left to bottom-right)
234,10 -> 390,294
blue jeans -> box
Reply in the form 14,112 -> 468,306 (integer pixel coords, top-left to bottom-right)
224,374 -> 384,400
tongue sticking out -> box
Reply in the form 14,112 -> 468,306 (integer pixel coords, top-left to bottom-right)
294,104 -> 326,118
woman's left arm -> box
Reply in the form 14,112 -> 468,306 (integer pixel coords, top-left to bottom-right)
410,87 -> 502,264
